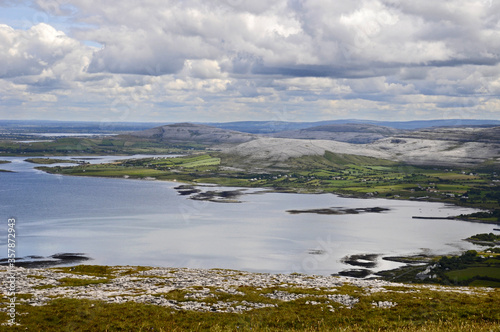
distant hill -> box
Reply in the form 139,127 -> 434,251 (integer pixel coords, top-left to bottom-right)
398,126 -> 500,143
0,120 -> 166,134
127,123 -> 256,144
3,119 -> 499,135
206,119 -> 500,133
301,124 -> 400,134
267,124 -> 401,144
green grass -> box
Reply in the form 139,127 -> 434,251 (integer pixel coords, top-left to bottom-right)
469,280 -> 500,287
446,267 -> 500,281
366,166 -> 393,171
2,288 -> 499,331
54,265 -> 151,277
434,184 -> 469,192
83,168 -> 167,177
433,173 -> 480,180
57,277 -> 110,287
285,152 -> 396,170
182,157 -> 221,168
193,177 -> 250,186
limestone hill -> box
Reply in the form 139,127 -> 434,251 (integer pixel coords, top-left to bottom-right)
128,123 -> 256,145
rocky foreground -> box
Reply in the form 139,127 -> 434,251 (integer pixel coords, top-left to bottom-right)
1,266 -> 491,314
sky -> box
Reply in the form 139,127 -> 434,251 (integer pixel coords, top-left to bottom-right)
0,0 -> 500,123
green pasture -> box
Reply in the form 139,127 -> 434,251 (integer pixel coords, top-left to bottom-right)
435,184 -> 470,192
432,173 -> 480,180
182,157 -> 221,168
446,267 -> 500,281
57,166 -> 167,178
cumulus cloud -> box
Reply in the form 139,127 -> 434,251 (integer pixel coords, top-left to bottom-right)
0,0 -> 499,121
0,23 -> 84,78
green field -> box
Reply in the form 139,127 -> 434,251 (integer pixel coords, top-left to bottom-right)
176,157 -> 220,168
76,167 -> 168,178
427,250 -> 500,287
446,267 -> 500,281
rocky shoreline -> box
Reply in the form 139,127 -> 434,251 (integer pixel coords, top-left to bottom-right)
0,265 -> 489,315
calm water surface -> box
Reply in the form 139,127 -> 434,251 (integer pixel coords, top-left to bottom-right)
0,156 -> 495,275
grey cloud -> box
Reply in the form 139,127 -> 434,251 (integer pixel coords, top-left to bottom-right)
36,0 -> 500,78
18,0 -> 500,73
2,0 -> 500,121
223,0 -> 274,14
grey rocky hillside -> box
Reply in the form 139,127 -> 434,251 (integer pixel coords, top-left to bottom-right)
397,126 -> 500,143
224,125 -> 500,168
266,123 -> 402,144
127,122 -> 256,145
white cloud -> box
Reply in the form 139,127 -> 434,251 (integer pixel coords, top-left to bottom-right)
181,59 -> 225,79
0,0 -> 499,121
0,23 -> 85,78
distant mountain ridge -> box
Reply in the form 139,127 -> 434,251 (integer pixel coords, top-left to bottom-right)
206,119 -> 500,133
0,120 -> 165,133
127,122 -> 404,145
266,123 -> 401,144
2,119 -> 499,135
301,124 -> 400,134
126,121 -> 500,148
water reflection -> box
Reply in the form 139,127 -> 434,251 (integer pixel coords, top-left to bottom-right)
0,156 -> 495,275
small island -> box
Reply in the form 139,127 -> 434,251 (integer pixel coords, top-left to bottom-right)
466,233 -> 500,246
0,160 -> 13,172
25,158 -> 79,165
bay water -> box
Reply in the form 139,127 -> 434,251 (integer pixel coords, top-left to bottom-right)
0,156 -> 494,275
